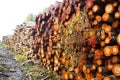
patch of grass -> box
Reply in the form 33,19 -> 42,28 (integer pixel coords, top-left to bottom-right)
0,43 -> 6,47
0,43 -> 13,51
0,65 -> 4,72
23,63 -> 44,80
14,54 -> 28,62
20,61 -> 54,80
0,64 -> 11,72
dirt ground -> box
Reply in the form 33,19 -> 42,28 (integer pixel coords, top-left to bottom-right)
0,47 -> 24,80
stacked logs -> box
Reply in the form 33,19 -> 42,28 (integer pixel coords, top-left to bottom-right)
86,0 -> 120,79
31,0 -> 120,79
2,0 -> 120,79
2,22 -> 34,56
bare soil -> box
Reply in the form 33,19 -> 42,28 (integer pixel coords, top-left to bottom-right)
0,47 -> 24,80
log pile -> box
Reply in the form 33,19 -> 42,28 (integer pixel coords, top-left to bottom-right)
86,0 -> 120,79
2,22 -> 34,56
31,0 -> 120,79
2,0 -> 120,79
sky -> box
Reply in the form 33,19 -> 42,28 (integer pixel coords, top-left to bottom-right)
0,0 -> 63,41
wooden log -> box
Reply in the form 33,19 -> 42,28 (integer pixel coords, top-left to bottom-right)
105,3 -> 114,14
